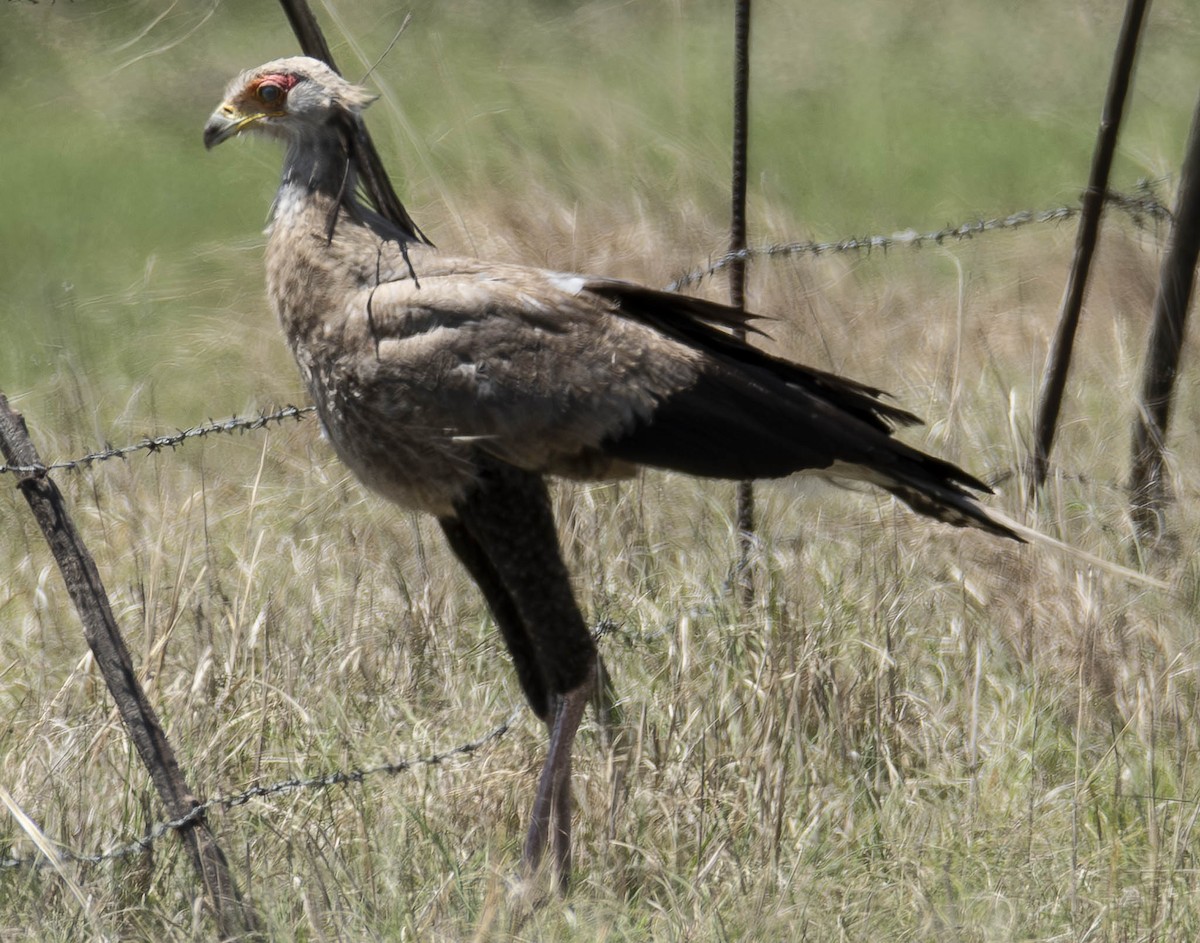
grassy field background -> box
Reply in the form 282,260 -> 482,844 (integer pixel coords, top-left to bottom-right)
2,0 -> 1200,939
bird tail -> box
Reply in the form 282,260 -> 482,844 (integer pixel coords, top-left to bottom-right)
847,460 -> 1021,542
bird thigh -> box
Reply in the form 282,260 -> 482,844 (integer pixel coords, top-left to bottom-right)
447,460 -> 596,703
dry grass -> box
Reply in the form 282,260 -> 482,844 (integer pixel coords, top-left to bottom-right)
5,219 -> 1200,941
3,1 -> 1200,940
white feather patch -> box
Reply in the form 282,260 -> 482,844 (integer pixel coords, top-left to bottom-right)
549,274 -> 587,296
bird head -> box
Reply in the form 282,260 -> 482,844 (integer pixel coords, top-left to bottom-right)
203,56 -> 377,150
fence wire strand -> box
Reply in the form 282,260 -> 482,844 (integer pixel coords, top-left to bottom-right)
0,714 -> 517,872
666,184 -> 1170,292
0,405 -> 316,476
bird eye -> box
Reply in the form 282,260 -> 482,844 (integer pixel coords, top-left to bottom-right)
257,83 -> 284,104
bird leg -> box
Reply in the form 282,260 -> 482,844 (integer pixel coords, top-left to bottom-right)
440,461 -> 599,891
523,670 -> 594,888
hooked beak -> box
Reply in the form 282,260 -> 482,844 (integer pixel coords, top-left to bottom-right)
203,102 -> 261,150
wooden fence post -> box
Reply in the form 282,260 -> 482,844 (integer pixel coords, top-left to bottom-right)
1128,88 -> 1200,536
1029,0 -> 1148,491
0,396 -> 260,940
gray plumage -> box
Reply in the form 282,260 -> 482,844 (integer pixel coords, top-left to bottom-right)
205,56 -> 1017,889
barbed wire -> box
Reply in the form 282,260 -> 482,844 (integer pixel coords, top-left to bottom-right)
666,183 -> 1171,292
0,713 -> 517,872
0,405 -> 316,476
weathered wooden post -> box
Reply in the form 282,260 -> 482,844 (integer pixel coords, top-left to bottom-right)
1030,0 -> 1149,491
1128,89 -> 1200,536
0,396 -> 260,940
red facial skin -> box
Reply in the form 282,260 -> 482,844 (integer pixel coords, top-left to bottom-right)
245,73 -> 301,111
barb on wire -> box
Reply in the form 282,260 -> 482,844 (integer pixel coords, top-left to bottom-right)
0,714 -> 516,872
666,184 -> 1171,293
0,405 -> 316,476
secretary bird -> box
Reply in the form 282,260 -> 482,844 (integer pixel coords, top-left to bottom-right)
204,56 -> 1017,889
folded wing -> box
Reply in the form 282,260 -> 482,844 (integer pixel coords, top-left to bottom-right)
355,262 -> 1017,539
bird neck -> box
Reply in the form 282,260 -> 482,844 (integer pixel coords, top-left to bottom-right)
265,124 -> 424,354
277,124 -> 357,212
273,119 -> 428,249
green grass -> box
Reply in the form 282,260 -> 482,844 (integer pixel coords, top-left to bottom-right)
2,0 -> 1200,939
